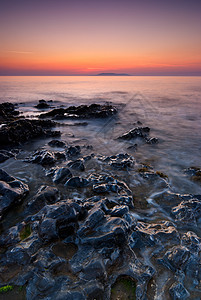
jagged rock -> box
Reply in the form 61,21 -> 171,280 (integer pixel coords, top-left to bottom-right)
39,218 -> 57,242
27,150 -> 56,166
0,150 -> 15,163
0,119 -> 60,147
48,139 -> 66,148
52,167 -> 72,184
184,166 -> 201,182
67,159 -> 85,171
0,102 -> 19,123
39,103 -> 117,120
118,127 -> 150,140
130,221 -> 179,248
169,282 -> 189,300
66,145 -> 81,157
0,168 -> 29,218
158,246 -> 190,271
181,231 -> 201,253
27,186 -> 59,213
172,198 -> 201,224
146,137 -> 159,144
65,176 -> 89,188
80,259 -> 107,281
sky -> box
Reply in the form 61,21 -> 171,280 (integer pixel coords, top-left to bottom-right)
0,0 -> 201,75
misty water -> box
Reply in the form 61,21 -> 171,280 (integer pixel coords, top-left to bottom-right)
1,76 -> 201,299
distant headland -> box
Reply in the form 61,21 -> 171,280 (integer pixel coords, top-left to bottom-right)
96,73 -> 131,76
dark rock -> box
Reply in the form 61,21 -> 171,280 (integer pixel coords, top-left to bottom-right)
66,145 -> 81,157
130,221 -> 179,248
80,259 -> 106,281
67,159 -> 85,171
0,119 -> 60,147
5,246 -> 31,266
39,103 -> 117,119
65,176 -> 89,188
172,198 -> 201,224
181,231 -> 201,254
0,169 -> 29,218
110,205 -> 129,217
127,144 -> 138,151
35,99 -> 50,109
0,150 -> 15,163
169,282 -> 189,300
0,102 -> 19,123
118,127 -> 150,140
184,166 -> 201,182
55,291 -> 85,300
52,167 -> 72,184
146,137 -> 159,144
27,186 -> 59,213
28,150 -> 56,166
48,139 -> 66,148
158,246 -> 190,271
39,218 -> 57,242
84,281 -> 104,300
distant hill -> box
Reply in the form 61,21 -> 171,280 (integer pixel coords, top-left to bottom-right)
96,73 -> 131,76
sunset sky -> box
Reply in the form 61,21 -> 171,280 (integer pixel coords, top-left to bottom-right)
0,0 -> 201,75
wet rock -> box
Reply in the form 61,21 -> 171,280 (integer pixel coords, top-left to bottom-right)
28,150 -> 56,166
35,99 -> 50,109
67,159 -> 85,171
65,176 -> 89,188
52,167 -> 72,184
0,149 -> 15,163
55,291 -> 85,300
172,198 -> 201,224
48,139 -> 66,148
158,246 -> 190,271
39,103 -> 117,119
26,272 -> 55,299
27,186 -> 59,213
0,224 -> 20,247
0,168 -> 29,218
146,137 -> 159,144
130,221 -> 179,248
4,246 -> 31,266
0,102 -> 19,123
84,280 -> 104,300
169,282 -> 189,300
66,145 -> 81,157
39,218 -> 57,242
181,231 -> 201,254
118,126 -> 150,140
80,259 -> 106,281
0,119 -> 60,147
110,205 -> 129,217
127,143 -> 138,151
184,166 -> 201,182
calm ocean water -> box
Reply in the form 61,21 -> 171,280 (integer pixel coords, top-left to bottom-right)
0,76 -> 201,194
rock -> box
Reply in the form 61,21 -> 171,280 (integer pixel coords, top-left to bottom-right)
80,259 -> 107,281
0,150 -> 15,163
146,137 -> 159,144
0,119 -> 60,147
48,139 -> 66,148
181,231 -> 201,254
158,246 -> 190,271
28,150 -> 56,166
52,167 -> 72,184
55,291 -> 85,300
184,166 -> 201,182
65,176 -> 89,188
35,99 -> 50,109
39,103 -> 117,120
5,246 -> 31,266
172,198 -> 201,224
118,127 -> 150,140
27,186 -> 59,213
66,145 -> 81,157
110,205 -> 129,217
0,102 -> 19,123
130,221 -> 179,248
0,169 -> 29,218
67,159 -> 85,172
39,218 -> 57,242
84,280 -> 104,300
169,282 -> 189,300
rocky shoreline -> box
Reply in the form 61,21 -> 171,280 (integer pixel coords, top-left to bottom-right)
0,100 -> 201,299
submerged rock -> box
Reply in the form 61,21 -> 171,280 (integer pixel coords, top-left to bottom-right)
118,127 -> 150,140
0,169 -> 29,219
39,103 -> 117,119
184,166 -> 201,183
35,99 -> 50,109
0,149 -> 15,163
48,139 -> 66,148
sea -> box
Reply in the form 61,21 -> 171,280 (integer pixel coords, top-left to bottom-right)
0,76 -> 201,195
